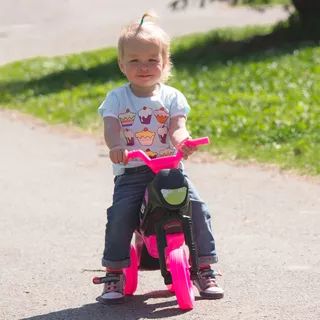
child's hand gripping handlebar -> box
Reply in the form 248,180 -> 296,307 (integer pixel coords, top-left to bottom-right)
127,137 -> 210,174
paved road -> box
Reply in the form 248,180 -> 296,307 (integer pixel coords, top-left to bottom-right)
1,111 -> 320,320
0,0 -> 290,65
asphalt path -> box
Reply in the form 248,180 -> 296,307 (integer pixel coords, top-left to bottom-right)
0,0 -> 290,65
1,110 -> 319,320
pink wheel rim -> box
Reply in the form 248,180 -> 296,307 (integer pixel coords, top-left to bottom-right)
169,248 -> 194,310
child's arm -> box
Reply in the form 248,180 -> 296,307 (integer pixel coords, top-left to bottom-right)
169,115 -> 197,160
169,115 -> 190,147
103,117 -> 128,165
103,117 -> 121,149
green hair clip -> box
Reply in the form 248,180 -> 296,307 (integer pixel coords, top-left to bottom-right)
140,13 -> 148,25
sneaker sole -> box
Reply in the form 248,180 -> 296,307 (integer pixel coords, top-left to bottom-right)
96,295 -> 126,305
199,291 -> 224,300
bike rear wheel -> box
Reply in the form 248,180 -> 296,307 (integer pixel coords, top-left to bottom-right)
169,248 -> 194,310
139,243 -> 160,270
166,284 -> 175,292
124,245 -> 138,295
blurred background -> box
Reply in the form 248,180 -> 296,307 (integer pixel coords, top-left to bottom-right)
0,0 -> 291,65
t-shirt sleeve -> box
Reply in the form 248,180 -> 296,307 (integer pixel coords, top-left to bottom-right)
98,91 -> 119,118
170,90 -> 191,118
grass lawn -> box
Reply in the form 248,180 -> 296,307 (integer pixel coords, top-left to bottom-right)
0,24 -> 319,175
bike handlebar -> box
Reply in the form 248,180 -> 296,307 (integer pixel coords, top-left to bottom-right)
127,137 -> 210,173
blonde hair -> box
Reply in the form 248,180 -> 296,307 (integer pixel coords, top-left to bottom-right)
118,12 -> 172,83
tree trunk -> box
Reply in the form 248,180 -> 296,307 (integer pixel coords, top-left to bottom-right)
291,0 -> 320,14
291,0 -> 320,41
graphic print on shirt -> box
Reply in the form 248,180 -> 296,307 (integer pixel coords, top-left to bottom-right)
118,109 -> 136,127
138,106 -> 153,125
154,107 -> 169,124
145,148 -> 158,159
159,146 -> 175,157
135,127 -> 156,146
157,125 -> 168,144
123,128 -> 134,146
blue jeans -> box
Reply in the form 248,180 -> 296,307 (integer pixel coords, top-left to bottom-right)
102,166 -> 218,269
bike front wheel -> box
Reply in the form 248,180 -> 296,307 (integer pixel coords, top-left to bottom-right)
169,248 -> 194,310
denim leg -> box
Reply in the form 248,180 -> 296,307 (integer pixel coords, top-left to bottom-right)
184,173 -> 218,266
102,169 -> 155,269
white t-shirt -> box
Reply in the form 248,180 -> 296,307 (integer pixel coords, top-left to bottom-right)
98,83 -> 191,175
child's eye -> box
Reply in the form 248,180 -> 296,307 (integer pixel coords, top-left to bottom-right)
129,59 -> 138,63
149,59 -> 158,62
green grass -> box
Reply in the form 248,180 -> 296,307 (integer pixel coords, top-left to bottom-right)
0,24 -> 319,175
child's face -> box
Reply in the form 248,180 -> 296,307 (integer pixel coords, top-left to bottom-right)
119,37 -> 166,89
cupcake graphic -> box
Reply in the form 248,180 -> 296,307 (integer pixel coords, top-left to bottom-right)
118,109 -> 136,127
138,106 -> 152,124
159,147 -> 175,157
145,148 -> 158,159
123,128 -> 134,146
154,107 -> 169,124
135,127 -> 156,146
157,125 -> 168,144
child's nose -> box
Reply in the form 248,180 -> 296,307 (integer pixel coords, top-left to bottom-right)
138,63 -> 149,70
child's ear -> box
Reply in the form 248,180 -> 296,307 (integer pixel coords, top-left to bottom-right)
118,58 -> 125,74
162,57 -> 168,70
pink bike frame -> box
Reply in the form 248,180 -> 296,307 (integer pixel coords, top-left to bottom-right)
127,137 -> 210,259
126,137 -> 210,174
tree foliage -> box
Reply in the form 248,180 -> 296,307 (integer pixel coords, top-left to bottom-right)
168,0 -> 320,14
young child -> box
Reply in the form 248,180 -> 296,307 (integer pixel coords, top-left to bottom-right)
97,12 -> 224,304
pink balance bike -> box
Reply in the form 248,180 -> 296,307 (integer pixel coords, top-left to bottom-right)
95,137 -> 209,310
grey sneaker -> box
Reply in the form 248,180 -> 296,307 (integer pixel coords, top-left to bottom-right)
96,273 -> 126,304
193,268 -> 224,299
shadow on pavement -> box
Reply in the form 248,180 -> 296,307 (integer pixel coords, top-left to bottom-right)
23,290 -> 191,320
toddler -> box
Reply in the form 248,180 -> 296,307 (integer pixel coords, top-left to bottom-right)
97,12 -> 224,304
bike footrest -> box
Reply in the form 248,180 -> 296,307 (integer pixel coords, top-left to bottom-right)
92,276 -> 108,285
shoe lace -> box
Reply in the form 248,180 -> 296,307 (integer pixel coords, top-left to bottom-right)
200,268 -> 218,287
103,273 -> 122,293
